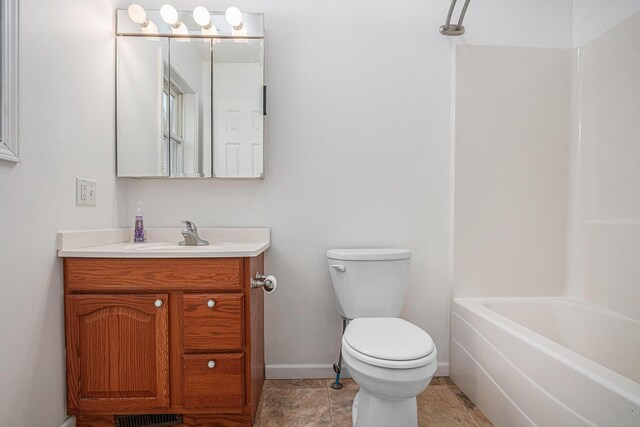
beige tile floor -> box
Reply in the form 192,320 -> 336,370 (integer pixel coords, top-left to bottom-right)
255,377 -> 492,427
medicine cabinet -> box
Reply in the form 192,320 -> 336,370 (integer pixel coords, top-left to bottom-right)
116,9 -> 265,178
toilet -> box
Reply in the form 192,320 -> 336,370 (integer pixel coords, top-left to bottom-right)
327,249 -> 437,427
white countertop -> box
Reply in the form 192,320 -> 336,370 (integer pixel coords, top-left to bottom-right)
57,228 -> 270,258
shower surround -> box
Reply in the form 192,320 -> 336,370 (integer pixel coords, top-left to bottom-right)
450,10 -> 640,427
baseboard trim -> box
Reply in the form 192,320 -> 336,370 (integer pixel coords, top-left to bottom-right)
266,364 -> 337,379
266,362 -> 450,379
435,362 -> 450,376
60,416 -> 75,427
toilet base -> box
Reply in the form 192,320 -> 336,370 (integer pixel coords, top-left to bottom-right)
352,389 -> 418,427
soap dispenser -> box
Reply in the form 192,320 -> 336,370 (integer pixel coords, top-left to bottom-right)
133,202 -> 146,243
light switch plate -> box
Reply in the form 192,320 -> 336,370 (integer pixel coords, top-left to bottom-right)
76,177 -> 96,206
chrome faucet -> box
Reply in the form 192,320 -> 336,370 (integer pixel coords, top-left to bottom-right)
179,220 -> 209,246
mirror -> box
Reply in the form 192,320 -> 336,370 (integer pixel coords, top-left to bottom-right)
0,0 -> 20,163
116,36 -> 264,178
167,38 -> 213,177
117,37 -> 171,177
212,39 -> 264,178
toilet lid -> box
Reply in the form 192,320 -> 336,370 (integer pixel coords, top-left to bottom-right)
344,318 -> 435,361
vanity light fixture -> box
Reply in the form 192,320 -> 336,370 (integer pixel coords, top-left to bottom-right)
193,6 -> 218,35
126,4 -> 246,35
225,6 -> 243,30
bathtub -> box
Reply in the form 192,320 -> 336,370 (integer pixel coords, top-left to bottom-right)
450,297 -> 640,426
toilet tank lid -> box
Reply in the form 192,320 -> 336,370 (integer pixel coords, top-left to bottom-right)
327,248 -> 412,261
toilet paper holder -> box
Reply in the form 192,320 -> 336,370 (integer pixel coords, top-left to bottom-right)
251,273 -> 278,293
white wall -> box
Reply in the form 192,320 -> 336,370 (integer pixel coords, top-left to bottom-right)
452,0 -> 572,49
115,0 -> 573,379
0,1 -> 128,426
572,0 -> 640,47
452,45 -> 572,298
566,11 -> 640,319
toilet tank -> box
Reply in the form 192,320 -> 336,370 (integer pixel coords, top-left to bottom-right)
327,248 -> 412,319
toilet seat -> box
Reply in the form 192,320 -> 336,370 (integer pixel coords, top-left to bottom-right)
343,318 -> 437,369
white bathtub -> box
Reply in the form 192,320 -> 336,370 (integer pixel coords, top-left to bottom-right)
450,297 -> 640,426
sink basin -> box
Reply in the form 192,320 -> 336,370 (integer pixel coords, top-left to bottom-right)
120,242 -> 221,251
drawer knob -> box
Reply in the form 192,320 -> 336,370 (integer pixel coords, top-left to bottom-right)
154,299 -> 163,308
207,299 -> 216,308
208,360 -> 216,369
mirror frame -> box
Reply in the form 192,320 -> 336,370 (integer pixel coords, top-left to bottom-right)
0,0 -> 20,163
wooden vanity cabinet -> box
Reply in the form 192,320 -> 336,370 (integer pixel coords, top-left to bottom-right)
63,255 -> 265,427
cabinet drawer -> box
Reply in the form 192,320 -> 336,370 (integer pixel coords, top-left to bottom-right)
183,293 -> 244,352
65,258 -> 243,292
183,353 -> 245,409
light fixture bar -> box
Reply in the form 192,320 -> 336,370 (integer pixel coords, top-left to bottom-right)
119,6 -> 262,38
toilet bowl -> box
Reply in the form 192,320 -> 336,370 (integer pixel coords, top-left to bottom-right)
327,248 -> 438,426
341,317 -> 437,427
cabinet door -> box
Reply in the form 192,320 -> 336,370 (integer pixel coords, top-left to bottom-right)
66,294 -> 169,412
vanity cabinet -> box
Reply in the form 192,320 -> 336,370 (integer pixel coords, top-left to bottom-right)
63,255 -> 265,427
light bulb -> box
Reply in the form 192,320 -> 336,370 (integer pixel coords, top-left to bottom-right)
160,4 -> 180,27
127,4 -> 148,27
225,7 -> 243,30
193,6 -> 212,29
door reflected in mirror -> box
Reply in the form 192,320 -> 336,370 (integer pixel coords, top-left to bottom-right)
212,40 -> 264,178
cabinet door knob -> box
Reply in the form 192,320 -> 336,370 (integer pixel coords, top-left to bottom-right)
154,299 -> 163,308
207,299 -> 216,308
208,360 -> 216,369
